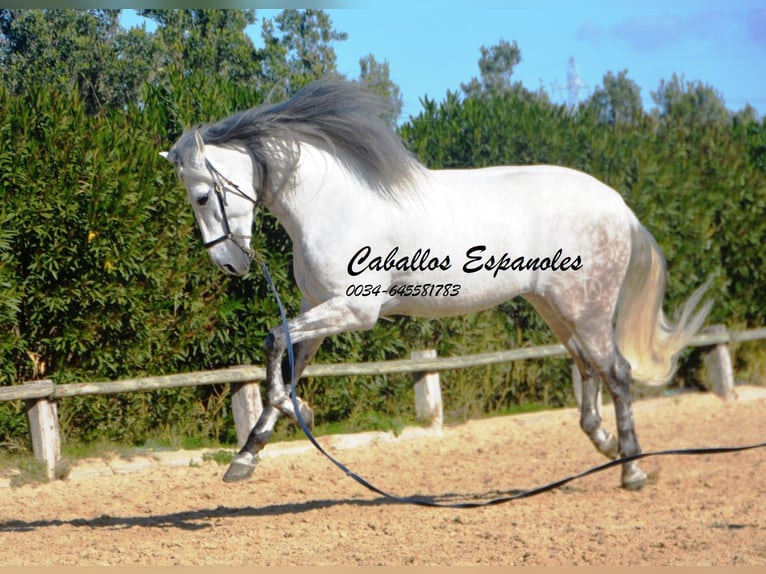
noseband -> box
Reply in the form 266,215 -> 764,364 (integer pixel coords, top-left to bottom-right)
201,158 -> 260,260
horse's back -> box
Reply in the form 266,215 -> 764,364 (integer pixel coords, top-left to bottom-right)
425,164 -> 626,209
419,164 -> 637,252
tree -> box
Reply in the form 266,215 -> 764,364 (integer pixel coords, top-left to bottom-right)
461,38 -> 522,97
0,9 -> 145,115
357,54 -> 403,123
259,9 -> 347,99
651,73 -> 730,125
139,9 -> 259,87
583,70 -> 643,125
732,104 -> 759,127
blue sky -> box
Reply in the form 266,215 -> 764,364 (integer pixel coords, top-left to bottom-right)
122,1 -> 766,121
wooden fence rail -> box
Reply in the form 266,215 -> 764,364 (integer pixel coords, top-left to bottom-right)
3,325 -> 765,480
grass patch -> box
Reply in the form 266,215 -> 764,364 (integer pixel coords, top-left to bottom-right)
202,449 -> 235,465
11,457 -> 49,487
733,340 -> 766,387
0,454 -> 49,487
62,438 -> 134,461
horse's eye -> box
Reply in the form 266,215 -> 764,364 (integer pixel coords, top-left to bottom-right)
197,194 -> 209,206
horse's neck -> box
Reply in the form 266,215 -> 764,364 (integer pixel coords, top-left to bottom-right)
265,143 -> 398,243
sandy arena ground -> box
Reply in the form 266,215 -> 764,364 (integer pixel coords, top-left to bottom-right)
1,386 -> 764,566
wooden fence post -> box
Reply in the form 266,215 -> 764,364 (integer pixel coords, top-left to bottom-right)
411,349 -> 442,431
703,324 -> 736,400
23,380 -> 60,480
230,382 -> 263,448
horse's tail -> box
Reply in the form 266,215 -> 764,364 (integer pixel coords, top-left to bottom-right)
614,222 -> 712,386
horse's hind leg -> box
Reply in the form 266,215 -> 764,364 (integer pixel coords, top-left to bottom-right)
524,294 -> 619,460
525,293 -> 645,489
574,357 -> 619,459
581,339 -> 647,490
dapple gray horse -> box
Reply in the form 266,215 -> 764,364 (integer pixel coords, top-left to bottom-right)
161,79 -> 711,490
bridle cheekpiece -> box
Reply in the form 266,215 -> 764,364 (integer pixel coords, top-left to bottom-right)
201,157 -> 261,263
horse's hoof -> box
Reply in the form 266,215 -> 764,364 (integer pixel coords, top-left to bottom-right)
621,464 -> 647,491
297,401 -> 314,429
222,453 -> 257,483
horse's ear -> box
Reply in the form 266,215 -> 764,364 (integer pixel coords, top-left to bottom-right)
194,130 -> 205,154
160,149 -> 178,164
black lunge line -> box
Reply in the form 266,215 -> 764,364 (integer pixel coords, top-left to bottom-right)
259,260 -> 765,508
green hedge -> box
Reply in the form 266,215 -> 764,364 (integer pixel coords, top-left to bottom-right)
1,81 -> 765,449
0,77 -> 290,446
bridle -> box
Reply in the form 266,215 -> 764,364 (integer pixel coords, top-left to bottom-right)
200,157 -> 260,261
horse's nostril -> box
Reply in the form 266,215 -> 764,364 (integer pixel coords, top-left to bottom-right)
223,264 -> 237,275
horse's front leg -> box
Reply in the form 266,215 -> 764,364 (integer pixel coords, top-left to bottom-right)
264,296 -> 381,423
223,336 -> 323,483
223,404 -> 281,482
223,296 -> 380,482
263,330 -> 320,426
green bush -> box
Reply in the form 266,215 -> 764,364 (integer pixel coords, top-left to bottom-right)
1,81 -> 764,450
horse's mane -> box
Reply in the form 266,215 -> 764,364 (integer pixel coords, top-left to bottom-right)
180,78 -> 422,202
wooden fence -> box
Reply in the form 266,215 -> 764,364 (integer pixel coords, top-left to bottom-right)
2,324 -> 765,480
